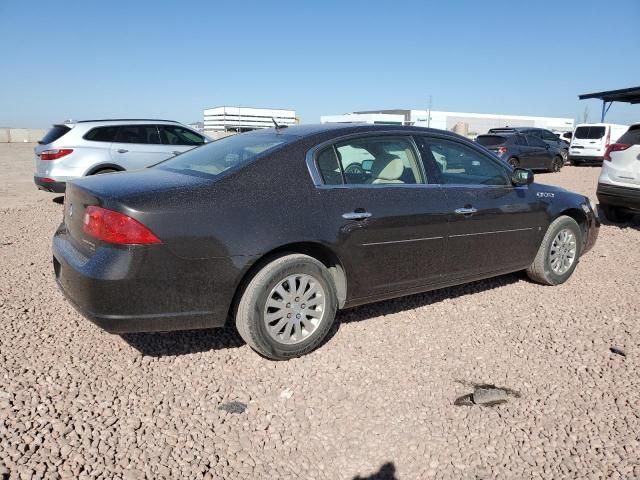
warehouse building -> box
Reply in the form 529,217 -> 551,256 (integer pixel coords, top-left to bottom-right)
204,106 -> 297,133
321,109 -> 574,137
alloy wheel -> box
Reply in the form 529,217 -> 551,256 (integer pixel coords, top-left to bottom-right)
549,228 -> 577,275
263,273 -> 326,345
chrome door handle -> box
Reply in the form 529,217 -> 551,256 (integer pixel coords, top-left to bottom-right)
116,149 -> 128,154
342,211 -> 372,220
454,207 -> 477,215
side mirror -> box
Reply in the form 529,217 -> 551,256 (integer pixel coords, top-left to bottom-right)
511,167 -> 534,186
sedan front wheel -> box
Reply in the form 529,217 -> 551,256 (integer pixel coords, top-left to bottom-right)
526,215 -> 582,285
236,254 -> 338,360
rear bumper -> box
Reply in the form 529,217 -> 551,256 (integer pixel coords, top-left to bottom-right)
569,155 -> 603,165
34,175 -> 66,193
596,183 -> 640,212
52,224 -> 241,333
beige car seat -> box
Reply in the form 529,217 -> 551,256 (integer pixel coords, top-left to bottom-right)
367,155 -> 405,184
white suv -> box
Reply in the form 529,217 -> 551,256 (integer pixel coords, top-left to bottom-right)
34,119 -> 209,192
597,123 -> 640,222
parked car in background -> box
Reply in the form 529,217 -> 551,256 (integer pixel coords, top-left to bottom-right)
475,132 -> 564,172
488,127 -> 569,162
597,123 -> 640,222
569,123 -> 628,166
553,131 -> 573,143
53,124 -> 598,359
34,119 -> 210,193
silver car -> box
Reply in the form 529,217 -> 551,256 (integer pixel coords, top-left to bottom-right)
34,119 -> 209,192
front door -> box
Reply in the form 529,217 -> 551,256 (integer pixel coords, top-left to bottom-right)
418,135 -> 547,280
313,135 -> 450,300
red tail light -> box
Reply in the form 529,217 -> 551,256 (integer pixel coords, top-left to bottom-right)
83,206 -> 161,245
604,143 -> 631,161
40,149 -> 73,160
497,146 -> 507,154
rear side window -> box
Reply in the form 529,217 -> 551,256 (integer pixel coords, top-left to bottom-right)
574,126 -> 606,139
83,126 -> 118,142
39,125 -> 70,145
160,125 -> 205,146
334,137 -> 423,185
114,125 -> 161,144
475,135 -> 507,147
316,147 -> 344,185
617,126 -> 640,145
541,130 -> 558,141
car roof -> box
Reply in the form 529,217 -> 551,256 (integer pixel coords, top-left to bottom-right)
240,123 -> 466,139
59,119 -> 182,127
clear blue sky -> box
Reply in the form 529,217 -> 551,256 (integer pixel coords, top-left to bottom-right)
1,0 -> 639,128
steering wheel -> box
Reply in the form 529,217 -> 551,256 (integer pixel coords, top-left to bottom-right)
345,163 -> 365,175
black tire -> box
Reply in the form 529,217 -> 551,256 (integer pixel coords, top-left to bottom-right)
600,204 -> 633,223
526,215 -> 582,286
561,149 -> 568,162
93,168 -> 119,175
236,254 -> 338,360
550,156 -> 563,173
507,157 -> 519,168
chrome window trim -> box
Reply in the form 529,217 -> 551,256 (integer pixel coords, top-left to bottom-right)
306,130 -> 429,188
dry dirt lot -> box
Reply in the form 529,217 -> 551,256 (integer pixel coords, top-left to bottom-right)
1,143 -> 639,479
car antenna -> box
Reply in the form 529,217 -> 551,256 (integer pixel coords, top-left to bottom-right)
272,117 -> 288,131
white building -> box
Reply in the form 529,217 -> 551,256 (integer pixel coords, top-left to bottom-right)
204,106 -> 297,133
321,109 -> 575,136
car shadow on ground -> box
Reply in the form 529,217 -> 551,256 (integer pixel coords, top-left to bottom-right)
353,462 -> 397,480
52,195 -> 64,204
596,209 -> 640,231
122,273 -> 524,358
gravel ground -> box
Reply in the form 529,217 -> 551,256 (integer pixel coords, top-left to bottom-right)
1,143 -> 639,479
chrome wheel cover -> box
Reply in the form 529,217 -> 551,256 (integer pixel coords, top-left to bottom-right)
263,274 -> 326,345
549,228 -> 577,275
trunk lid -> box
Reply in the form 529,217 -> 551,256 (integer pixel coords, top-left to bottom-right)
63,168 -> 213,254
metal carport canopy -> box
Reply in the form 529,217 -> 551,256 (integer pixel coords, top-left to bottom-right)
578,86 -> 640,122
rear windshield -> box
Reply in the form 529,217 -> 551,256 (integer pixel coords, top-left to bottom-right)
617,125 -> 640,145
476,135 -> 508,146
157,132 -> 295,177
39,125 -> 71,145
574,126 -> 606,139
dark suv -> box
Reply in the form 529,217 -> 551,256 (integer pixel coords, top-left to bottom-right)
475,133 -> 564,172
488,127 -> 569,162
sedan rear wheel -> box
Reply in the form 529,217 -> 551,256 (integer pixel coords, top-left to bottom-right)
550,156 -> 563,173
236,254 -> 338,360
526,215 -> 582,285
507,157 -> 519,168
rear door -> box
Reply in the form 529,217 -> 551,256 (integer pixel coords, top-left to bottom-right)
419,135 -> 546,279
312,134 -> 450,300
571,125 -> 606,158
158,124 -> 207,156
110,124 -> 173,169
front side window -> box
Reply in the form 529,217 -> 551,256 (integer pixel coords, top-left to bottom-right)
525,135 -> 547,148
157,132 -> 293,178
424,138 -> 509,186
318,136 -> 423,185
114,125 -> 161,144
160,125 -> 205,146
